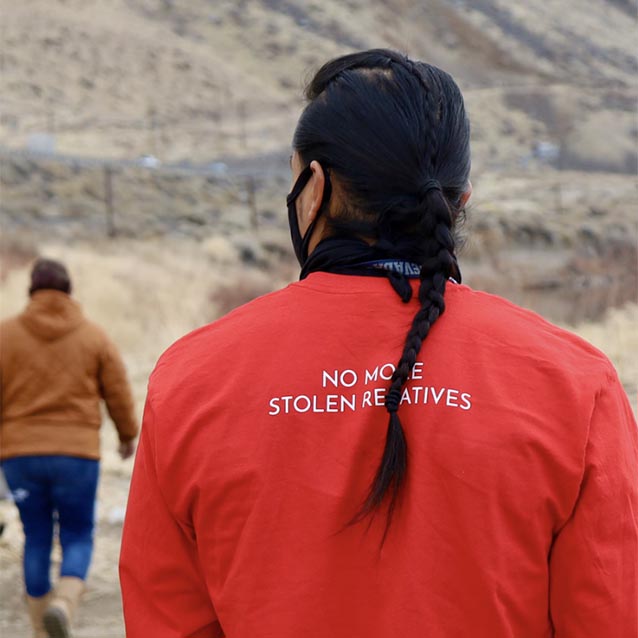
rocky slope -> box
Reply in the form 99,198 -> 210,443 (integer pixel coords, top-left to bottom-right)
1,0 -> 635,170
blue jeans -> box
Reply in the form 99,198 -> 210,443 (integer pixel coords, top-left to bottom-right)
2,455 -> 99,597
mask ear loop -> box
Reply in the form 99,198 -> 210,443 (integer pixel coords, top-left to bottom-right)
299,168 -> 332,261
286,165 -> 314,206
287,163 -> 332,263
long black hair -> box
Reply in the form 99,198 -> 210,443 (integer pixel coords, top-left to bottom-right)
293,49 -> 471,540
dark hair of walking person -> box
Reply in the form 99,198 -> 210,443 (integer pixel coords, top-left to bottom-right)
29,258 -> 72,296
288,49 -> 471,539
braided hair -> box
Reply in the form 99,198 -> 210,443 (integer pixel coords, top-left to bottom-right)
293,49 -> 471,540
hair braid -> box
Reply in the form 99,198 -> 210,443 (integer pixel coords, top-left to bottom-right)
350,187 -> 455,543
346,59 -> 459,543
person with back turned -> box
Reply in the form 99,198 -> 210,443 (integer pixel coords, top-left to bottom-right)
0,258 -> 139,638
120,50 -> 637,637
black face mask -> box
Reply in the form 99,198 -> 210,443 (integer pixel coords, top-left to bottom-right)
286,164 -> 332,266
286,164 -> 462,299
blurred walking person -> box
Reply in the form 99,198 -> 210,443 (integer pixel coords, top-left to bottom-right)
0,259 -> 139,638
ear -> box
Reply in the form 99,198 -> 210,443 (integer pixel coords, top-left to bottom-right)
459,181 -> 472,208
304,160 -> 327,223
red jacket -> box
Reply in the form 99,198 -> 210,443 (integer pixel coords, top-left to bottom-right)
120,274 -> 638,638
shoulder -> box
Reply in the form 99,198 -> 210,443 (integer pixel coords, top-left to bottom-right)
447,284 -> 615,383
0,315 -> 21,331
73,316 -> 118,357
0,315 -> 23,342
0,311 -> 38,337
81,318 -> 108,340
148,284 -> 299,394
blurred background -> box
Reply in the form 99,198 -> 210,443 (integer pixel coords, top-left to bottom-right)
1,0 -> 636,634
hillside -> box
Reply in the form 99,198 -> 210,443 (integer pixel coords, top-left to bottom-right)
1,0 -> 636,171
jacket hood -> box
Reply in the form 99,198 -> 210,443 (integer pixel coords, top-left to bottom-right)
20,290 -> 84,341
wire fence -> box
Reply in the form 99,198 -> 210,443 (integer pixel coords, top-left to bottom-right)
0,145 -> 291,242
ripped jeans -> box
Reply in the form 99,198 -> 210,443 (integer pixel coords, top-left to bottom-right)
2,455 -> 99,597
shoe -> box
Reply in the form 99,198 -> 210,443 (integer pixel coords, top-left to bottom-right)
43,577 -> 85,638
26,592 -> 50,638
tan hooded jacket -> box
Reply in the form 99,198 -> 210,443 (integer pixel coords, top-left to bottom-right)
0,290 -> 138,460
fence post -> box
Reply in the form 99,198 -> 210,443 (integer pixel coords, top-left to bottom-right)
246,176 -> 258,230
104,165 -> 116,237
238,100 -> 247,151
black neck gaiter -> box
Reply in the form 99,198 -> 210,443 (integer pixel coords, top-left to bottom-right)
300,236 -> 422,302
